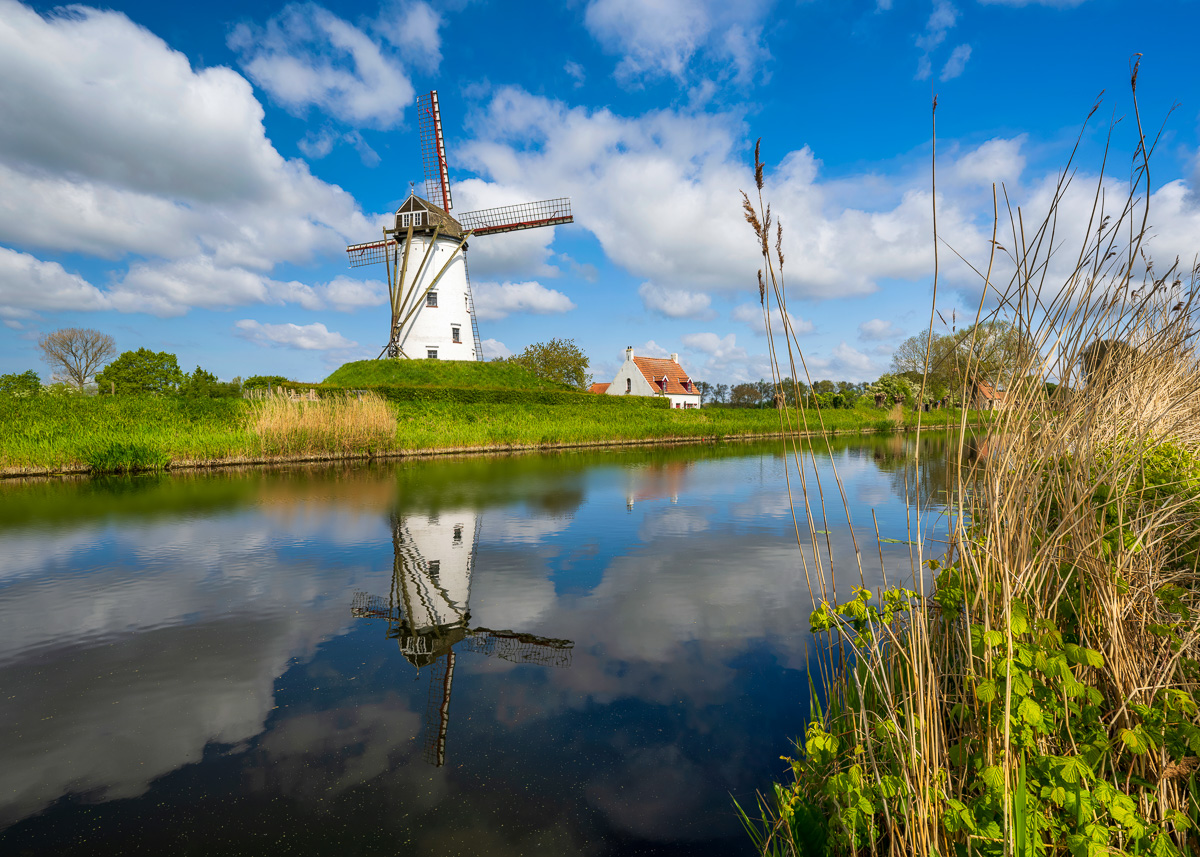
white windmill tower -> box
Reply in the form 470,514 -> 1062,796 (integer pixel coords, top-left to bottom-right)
346,91 -> 574,360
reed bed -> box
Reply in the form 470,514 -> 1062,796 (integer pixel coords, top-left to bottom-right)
251,391 -> 397,456
743,76 -> 1200,857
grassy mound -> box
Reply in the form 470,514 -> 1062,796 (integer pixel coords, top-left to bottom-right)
323,359 -> 571,391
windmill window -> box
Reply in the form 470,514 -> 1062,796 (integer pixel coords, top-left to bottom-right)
428,560 -> 440,582
413,211 -> 423,226
453,524 -> 463,543
426,292 -> 438,307
427,349 -> 438,359
452,326 -> 461,343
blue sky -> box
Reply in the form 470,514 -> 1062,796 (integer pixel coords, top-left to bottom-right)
1,0 -> 1198,386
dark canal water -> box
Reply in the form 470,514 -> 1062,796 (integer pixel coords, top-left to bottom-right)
0,435 -> 962,855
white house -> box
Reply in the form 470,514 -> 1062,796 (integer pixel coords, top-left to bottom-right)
606,347 -> 702,409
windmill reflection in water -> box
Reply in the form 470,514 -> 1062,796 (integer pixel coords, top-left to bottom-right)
352,513 -> 573,766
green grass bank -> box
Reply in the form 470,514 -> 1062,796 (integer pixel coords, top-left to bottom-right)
321,358 -> 571,390
0,389 -> 978,476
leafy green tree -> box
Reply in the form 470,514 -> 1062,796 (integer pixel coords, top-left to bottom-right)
694,380 -> 712,404
180,366 -> 242,398
96,348 -> 184,395
508,338 -> 591,390
243,375 -> 291,390
713,383 -> 729,404
0,370 -> 42,396
866,374 -> 916,408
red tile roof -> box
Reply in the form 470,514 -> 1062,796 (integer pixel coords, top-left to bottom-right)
633,357 -> 698,396
589,382 -> 611,395
974,380 -> 1007,401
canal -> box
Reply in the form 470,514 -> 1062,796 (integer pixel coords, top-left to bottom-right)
0,434 -> 963,854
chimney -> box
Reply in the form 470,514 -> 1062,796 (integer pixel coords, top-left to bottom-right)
670,353 -> 678,363
626,346 -> 634,361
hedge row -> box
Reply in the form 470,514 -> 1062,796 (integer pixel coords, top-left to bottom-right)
273,382 -> 672,409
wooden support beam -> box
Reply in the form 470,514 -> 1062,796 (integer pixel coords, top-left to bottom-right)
394,233 -> 471,338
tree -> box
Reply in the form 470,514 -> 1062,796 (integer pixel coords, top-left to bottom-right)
694,381 -> 713,405
1079,339 -> 1138,385
180,366 -> 242,398
730,382 -> 760,407
95,348 -> 184,395
508,338 -> 591,389
866,374 -> 916,408
244,375 -> 291,390
0,370 -> 42,396
891,322 -> 1036,397
753,379 -> 772,408
38,328 -> 115,389
713,383 -> 729,404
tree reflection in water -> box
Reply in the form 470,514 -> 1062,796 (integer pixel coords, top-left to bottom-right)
866,430 -> 990,512
352,511 -> 573,766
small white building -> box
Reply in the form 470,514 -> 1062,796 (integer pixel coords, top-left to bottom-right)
606,347 -> 701,409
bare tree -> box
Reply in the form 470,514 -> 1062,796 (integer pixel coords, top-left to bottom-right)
38,328 -> 116,389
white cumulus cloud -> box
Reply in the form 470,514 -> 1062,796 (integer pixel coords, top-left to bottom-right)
0,247 -> 111,317
0,0 -> 375,319
638,282 -> 714,319
234,319 -> 357,351
318,276 -> 387,311
458,88 -> 1017,306
951,136 -> 1026,187
583,0 -> 772,83
858,319 -> 902,341
471,281 -> 576,321
112,258 -> 321,317
228,3 -> 414,128
374,0 -> 442,70
480,338 -> 511,360
731,302 -> 814,337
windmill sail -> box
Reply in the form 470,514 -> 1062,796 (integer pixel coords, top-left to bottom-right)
416,91 -> 452,212
457,199 -> 573,237
345,238 -> 396,268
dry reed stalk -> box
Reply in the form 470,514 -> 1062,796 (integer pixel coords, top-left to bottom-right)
251,392 -> 397,456
744,71 -> 1200,857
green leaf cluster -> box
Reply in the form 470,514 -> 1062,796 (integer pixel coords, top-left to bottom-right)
96,348 -> 184,395
0,370 -> 42,397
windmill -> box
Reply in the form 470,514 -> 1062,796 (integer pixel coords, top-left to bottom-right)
346,91 -> 574,360
351,511 -> 573,766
